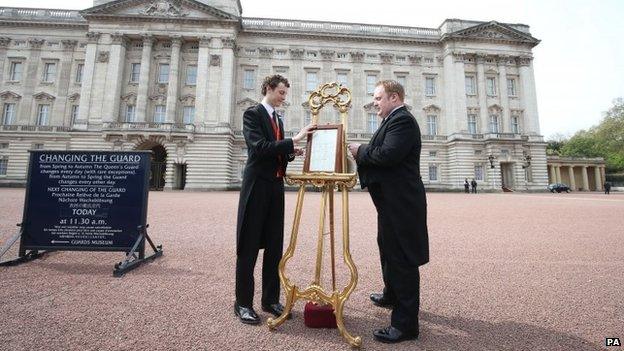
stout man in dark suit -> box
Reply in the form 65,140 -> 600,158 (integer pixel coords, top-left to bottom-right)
348,80 -> 429,343
235,75 -> 314,325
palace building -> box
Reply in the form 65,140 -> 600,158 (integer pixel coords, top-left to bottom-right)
0,0 -> 551,191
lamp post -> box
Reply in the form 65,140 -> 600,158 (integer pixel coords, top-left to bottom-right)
488,154 -> 496,190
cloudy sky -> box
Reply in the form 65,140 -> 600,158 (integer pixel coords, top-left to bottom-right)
2,0 -> 623,139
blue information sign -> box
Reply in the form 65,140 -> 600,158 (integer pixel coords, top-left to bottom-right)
20,151 -> 151,251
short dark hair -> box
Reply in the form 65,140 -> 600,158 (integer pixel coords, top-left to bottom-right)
261,74 -> 290,95
376,79 -> 405,101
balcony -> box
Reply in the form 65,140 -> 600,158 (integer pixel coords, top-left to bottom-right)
0,124 -> 71,133
101,122 -> 196,142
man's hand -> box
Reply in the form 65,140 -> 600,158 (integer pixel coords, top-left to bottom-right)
348,143 -> 361,158
294,148 -> 304,156
293,123 -> 316,143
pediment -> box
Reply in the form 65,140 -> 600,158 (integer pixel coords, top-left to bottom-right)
237,97 -> 258,108
445,21 -> 540,46
0,90 -> 22,100
423,104 -> 441,112
81,0 -> 239,21
68,93 -> 81,102
33,92 -> 56,101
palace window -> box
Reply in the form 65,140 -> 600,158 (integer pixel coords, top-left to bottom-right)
428,164 -> 438,181
0,158 -> 8,176
2,103 -> 16,125
130,63 -> 141,83
425,77 -> 436,96
183,106 -> 195,124
486,77 -> 497,96
9,62 -> 23,81
511,116 -> 520,134
467,114 -> 477,134
368,113 -> 378,132
125,105 -> 136,122
306,71 -> 318,92
429,151 -> 437,157
42,63 -> 57,83
186,65 -> 197,86
366,74 -> 377,94
489,114 -> 499,133
396,75 -> 406,88
427,115 -> 437,135
507,78 -> 517,96
70,105 -> 79,125
158,64 -> 169,83
37,104 -> 50,125
75,64 -> 84,84
243,69 -> 255,90
465,75 -> 476,95
474,165 -> 484,181
153,105 -> 166,123
336,72 -> 348,86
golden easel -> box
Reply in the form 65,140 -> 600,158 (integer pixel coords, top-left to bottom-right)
267,83 -> 361,347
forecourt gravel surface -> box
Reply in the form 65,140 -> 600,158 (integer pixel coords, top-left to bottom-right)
1,188 -> 622,351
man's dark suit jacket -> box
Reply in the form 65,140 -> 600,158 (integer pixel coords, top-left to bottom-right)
356,106 -> 429,266
236,103 -> 294,254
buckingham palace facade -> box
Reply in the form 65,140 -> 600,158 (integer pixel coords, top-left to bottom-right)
0,0 -> 547,191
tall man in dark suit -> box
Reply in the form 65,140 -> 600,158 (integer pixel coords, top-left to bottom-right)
235,75 -> 315,325
348,80 -> 429,343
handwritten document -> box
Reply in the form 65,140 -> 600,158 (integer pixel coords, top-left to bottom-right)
309,129 -> 338,172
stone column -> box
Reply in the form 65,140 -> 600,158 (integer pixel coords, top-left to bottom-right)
77,32 -> 99,127
594,166 -> 602,191
518,56 -> 540,135
568,166 -> 576,190
219,37 -> 235,126
194,36 -> 210,126
205,38 -> 220,125
20,38 -> 45,124
549,165 -> 556,183
498,56 -> 510,133
581,166 -> 589,191
165,36 -> 182,123
350,51 -> 365,131
443,52 -> 467,135
102,34 -> 127,123
54,40 -> 78,126
555,165 -> 561,184
0,37 -> 11,84
136,35 -> 154,123
476,54 -> 488,134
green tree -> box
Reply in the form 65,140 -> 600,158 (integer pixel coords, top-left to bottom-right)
561,98 -> 624,172
545,133 -> 568,156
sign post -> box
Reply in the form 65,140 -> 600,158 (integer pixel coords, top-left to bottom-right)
0,150 -> 163,276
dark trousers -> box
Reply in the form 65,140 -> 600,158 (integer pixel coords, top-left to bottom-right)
235,178 -> 284,308
369,183 -> 421,333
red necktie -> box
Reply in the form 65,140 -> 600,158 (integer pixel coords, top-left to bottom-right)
270,111 -> 284,178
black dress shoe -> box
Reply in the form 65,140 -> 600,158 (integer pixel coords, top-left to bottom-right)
234,302 -> 260,325
370,293 -> 396,308
373,326 -> 418,343
262,303 -> 292,319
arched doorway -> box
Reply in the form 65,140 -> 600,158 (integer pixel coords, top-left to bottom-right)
136,142 -> 167,191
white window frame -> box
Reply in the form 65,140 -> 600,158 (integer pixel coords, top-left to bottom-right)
336,72 -> 348,86
153,105 -> 166,123
489,114 -> 499,133
511,116 -> 520,134
305,71 -> 318,92
130,63 -> 141,83
428,164 -> 438,181
186,65 -> 197,86
37,104 -> 50,125
425,77 -> 436,96
507,78 -> 517,96
183,106 -> 195,124
368,113 -> 378,132
42,62 -> 57,83
158,63 -> 169,84
366,74 -> 377,95
486,77 -> 497,96
243,69 -> 255,90
9,61 -> 23,81
75,63 -> 84,84
465,75 -> 476,95
467,114 -> 477,134
427,115 -> 437,135
0,158 -> 8,176
125,105 -> 136,122
396,75 -> 407,88
3,103 -> 16,125
70,105 -> 79,125
474,164 -> 484,181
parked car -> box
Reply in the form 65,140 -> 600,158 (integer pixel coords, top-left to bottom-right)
547,183 -> 571,193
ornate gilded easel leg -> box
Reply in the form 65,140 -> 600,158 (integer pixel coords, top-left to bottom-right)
268,184 -> 306,330
334,294 -> 362,347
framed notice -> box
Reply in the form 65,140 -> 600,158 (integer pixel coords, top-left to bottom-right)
304,124 -> 343,173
